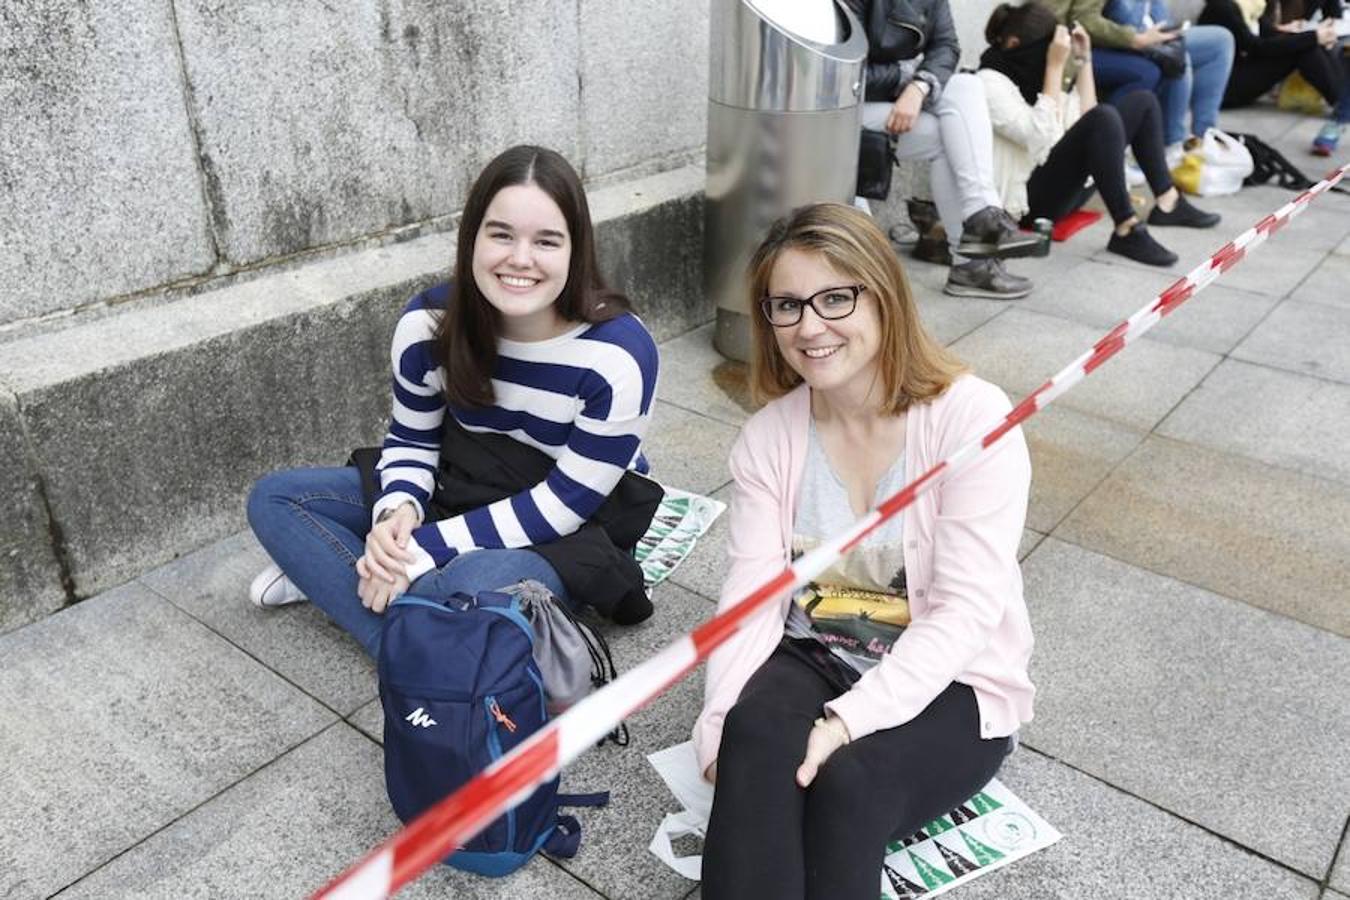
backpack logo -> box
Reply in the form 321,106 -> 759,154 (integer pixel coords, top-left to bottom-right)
405,707 -> 437,728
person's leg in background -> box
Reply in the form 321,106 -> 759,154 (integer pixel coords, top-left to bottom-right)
1183,25 -> 1235,143
1027,103 -> 1179,266
1093,47 -> 1164,102
866,78 -> 1035,300
1223,55 -> 1299,107
1315,47 -> 1350,154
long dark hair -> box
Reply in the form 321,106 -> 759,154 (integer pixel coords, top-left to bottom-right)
981,2 -> 1059,104
434,145 -> 630,407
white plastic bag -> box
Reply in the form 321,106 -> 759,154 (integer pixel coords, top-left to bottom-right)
647,742 -> 715,880
1173,128 -> 1254,197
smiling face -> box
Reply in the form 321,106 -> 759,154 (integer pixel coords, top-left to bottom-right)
471,183 -> 572,341
768,248 -> 882,402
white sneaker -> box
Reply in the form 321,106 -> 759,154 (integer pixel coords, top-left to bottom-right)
249,563 -> 308,608
1124,155 -> 1147,187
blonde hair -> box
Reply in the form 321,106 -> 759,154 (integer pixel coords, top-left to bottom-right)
746,202 -> 966,414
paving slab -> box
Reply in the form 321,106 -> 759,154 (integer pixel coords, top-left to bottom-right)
1019,528 -> 1045,561
1058,436 -> 1350,635
55,724 -> 601,900
1088,236 -> 1327,299
1234,299 -> 1350,384
1289,253 -> 1350,312
1021,405 -> 1146,534
651,324 -> 753,429
552,581 -> 713,900
955,749 -> 1320,900
0,0 -> 213,322
913,292 -> 1015,348
579,0 -> 707,179
0,583 -> 334,898
1020,258 -> 1279,355
645,401 -> 737,497
950,308 -> 1220,431
173,0 -> 579,264
1158,358 -> 1350,487
1338,844 -> 1350,895
1019,538 -> 1350,878
140,530 -> 377,716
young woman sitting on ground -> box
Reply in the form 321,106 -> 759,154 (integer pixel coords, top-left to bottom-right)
979,3 -> 1222,268
693,202 -> 1034,900
246,145 -> 660,656
1200,0 -> 1348,155
844,0 -> 1040,301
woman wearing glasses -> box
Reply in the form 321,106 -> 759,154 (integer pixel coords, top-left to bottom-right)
693,203 -> 1034,900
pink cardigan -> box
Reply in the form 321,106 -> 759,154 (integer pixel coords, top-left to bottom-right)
692,375 -> 1036,775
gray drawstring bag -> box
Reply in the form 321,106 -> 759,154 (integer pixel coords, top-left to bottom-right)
500,580 -> 627,743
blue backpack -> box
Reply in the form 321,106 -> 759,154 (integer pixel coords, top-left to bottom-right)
379,590 -> 607,876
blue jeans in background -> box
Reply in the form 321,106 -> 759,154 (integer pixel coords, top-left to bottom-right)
1094,48 -> 1162,102
1158,25 -> 1236,146
246,466 -> 569,658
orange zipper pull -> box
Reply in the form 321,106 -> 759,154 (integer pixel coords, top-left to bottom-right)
489,699 -> 517,733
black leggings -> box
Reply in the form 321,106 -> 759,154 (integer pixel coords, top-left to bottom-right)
1223,46 -> 1344,108
701,640 -> 1011,900
1026,91 -> 1171,227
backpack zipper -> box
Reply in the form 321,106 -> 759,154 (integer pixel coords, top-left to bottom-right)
489,698 -> 517,733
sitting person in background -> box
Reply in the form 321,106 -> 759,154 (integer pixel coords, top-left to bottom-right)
1042,0 -> 1188,104
980,3 -> 1221,267
845,0 -> 1040,300
694,202 -> 1034,900
1102,0 -> 1236,160
1201,0 -> 1348,153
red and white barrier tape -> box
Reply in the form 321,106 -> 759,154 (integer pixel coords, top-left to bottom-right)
314,164 -> 1350,900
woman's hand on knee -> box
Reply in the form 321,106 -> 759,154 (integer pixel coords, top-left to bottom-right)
796,715 -> 851,788
886,84 -> 924,134
361,503 -> 418,582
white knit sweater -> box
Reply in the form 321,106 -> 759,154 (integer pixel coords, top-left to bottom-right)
977,68 -> 1084,220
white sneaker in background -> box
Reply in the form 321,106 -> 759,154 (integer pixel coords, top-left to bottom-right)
1124,151 -> 1147,187
1165,142 -> 1185,170
249,563 -> 308,608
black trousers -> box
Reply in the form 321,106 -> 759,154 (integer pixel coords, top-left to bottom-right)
1223,46 -> 1344,108
702,640 -> 1011,900
1026,90 -> 1172,227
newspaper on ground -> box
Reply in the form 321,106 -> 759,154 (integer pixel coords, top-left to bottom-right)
636,487 -> 727,590
647,741 -> 1062,896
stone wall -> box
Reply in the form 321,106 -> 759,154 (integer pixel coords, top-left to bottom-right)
0,0 -> 710,328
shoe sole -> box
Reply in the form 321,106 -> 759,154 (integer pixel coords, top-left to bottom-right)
956,235 -> 1044,260
943,282 -> 1032,300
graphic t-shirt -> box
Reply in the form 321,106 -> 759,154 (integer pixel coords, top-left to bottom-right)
784,418 -> 910,673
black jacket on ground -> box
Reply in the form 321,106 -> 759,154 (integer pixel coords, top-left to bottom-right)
351,420 -> 662,625
843,0 -> 961,105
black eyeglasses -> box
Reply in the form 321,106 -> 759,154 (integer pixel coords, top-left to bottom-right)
760,284 -> 865,328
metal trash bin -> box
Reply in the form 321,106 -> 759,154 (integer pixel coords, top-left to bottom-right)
706,0 -> 868,362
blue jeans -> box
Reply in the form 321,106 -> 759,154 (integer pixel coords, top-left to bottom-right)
246,466 -> 568,658
1093,48 -> 1162,102
1157,25 -> 1235,146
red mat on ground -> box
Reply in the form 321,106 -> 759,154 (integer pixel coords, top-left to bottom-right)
1052,209 -> 1102,242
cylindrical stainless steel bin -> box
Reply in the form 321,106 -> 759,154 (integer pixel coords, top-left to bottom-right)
706,0 -> 867,362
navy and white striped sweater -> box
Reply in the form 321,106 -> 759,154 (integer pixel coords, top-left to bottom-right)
373,284 -> 659,582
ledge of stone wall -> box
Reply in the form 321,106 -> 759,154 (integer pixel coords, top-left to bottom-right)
0,165 -> 707,634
